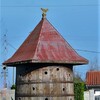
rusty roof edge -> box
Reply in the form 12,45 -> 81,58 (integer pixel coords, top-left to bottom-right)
3,60 -> 32,66
3,59 -> 88,66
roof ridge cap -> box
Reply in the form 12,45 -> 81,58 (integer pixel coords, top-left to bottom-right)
32,18 -> 44,60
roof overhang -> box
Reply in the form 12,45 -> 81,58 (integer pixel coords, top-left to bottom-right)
3,59 -> 88,66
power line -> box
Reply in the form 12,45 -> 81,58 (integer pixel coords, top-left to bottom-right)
75,49 -> 100,54
0,4 -> 99,7
7,42 -> 17,50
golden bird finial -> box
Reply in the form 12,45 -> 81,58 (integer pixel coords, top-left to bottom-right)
41,8 -> 48,18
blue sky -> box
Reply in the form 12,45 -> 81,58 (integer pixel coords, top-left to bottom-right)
0,0 -> 99,88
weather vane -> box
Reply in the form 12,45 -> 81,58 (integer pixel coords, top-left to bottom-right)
41,8 -> 48,18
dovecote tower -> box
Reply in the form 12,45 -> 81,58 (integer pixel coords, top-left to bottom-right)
3,9 -> 88,100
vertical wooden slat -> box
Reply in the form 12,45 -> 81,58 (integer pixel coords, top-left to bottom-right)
59,67 -> 63,82
42,67 -> 50,82
44,83 -> 50,95
50,83 -> 53,95
36,70 -> 39,82
31,84 -> 37,95
31,97 -> 38,100
39,83 -> 43,95
39,69 -> 43,82
31,70 -> 37,82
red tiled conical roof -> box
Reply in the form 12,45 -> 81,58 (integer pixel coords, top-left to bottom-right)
3,17 -> 88,65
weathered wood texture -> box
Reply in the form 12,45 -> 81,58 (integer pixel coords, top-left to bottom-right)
16,66 -> 74,100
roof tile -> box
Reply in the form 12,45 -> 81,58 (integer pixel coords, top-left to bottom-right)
86,71 -> 100,86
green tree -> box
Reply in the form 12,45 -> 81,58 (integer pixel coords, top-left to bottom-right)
74,72 -> 86,100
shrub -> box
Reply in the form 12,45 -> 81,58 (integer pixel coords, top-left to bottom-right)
74,82 -> 85,100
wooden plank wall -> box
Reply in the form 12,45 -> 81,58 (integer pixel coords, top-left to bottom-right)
16,66 -> 74,100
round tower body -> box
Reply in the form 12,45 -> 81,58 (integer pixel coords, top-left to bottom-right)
16,64 -> 74,100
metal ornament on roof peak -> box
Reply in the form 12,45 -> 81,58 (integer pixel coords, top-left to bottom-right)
41,8 -> 48,18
